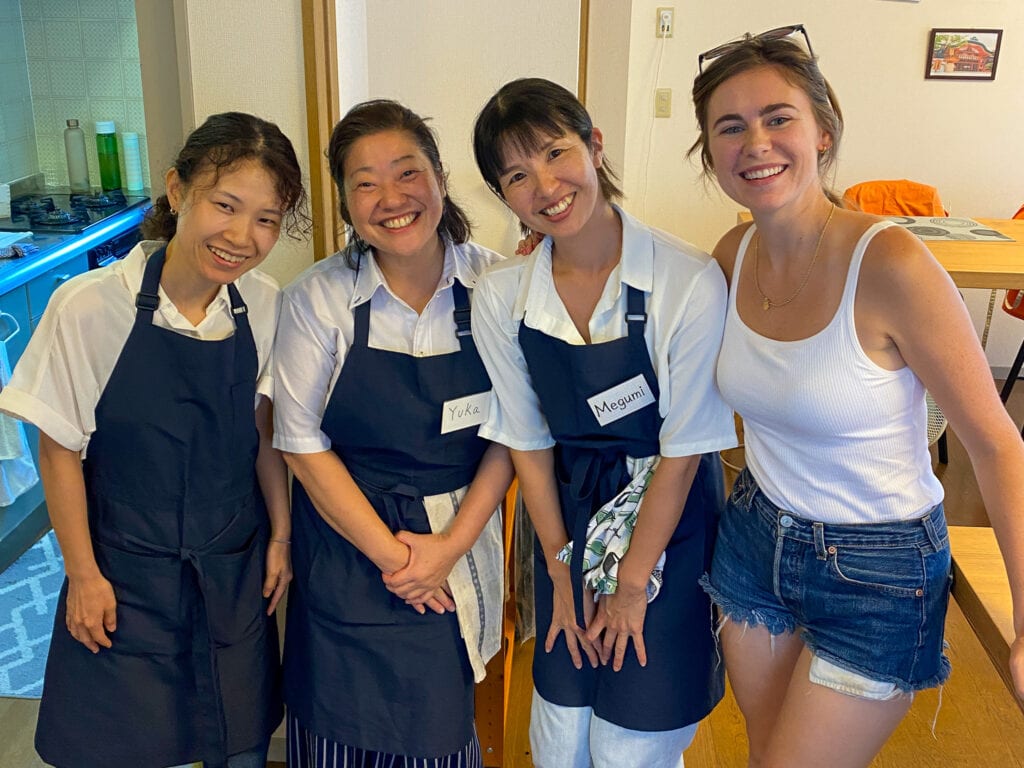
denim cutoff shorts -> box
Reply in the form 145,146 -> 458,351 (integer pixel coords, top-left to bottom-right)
701,469 -> 952,692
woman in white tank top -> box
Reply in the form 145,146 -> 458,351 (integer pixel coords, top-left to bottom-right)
688,25 -> 1024,768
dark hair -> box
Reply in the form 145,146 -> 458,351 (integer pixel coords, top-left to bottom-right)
473,77 -> 622,208
689,36 -> 844,204
142,111 -> 311,241
327,99 -> 471,266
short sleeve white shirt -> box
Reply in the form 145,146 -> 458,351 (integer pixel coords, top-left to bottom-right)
472,205 -> 736,457
0,240 -> 281,456
272,240 -> 504,454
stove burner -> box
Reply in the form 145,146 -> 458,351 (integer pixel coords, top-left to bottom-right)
11,196 -> 56,219
70,191 -> 127,210
31,209 -> 89,227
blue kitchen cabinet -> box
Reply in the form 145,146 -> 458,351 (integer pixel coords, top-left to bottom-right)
0,251 -> 91,572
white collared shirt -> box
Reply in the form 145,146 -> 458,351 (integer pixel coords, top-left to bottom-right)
472,204 -> 737,457
272,239 -> 504,454
0,240 -> 280,456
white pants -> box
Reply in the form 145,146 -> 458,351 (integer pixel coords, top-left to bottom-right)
529,689 -> 698,768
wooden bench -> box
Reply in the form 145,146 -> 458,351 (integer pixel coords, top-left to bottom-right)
948,525 -> 1021,712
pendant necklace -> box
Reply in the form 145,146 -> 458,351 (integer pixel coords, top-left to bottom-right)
754,202 -> 836,311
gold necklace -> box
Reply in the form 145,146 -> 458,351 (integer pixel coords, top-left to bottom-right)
754,202 -> 836,311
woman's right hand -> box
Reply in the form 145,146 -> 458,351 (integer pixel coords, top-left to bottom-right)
546,563 -> 598,669
65,573 -> 117,653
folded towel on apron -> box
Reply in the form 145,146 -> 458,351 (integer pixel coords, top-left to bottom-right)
423,487 -> 504,682
556,456 -> 665,602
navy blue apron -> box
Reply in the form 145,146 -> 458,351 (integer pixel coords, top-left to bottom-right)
283,278 -> 490,758
519,284 -> 724,731
35,247 -> 281,768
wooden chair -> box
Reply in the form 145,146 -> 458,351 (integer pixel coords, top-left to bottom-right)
998,204 -> 1024,431
842,179 -> 950,462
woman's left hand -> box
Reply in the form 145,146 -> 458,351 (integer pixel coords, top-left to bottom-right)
382,530 -> 459,610
586,582 -> 649,671
263,540 -> 293,615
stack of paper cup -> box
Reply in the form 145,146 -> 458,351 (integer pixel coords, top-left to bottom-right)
0,184 -> 10,220
121,132 -> 144,192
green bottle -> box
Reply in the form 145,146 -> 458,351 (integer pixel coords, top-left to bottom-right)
95,121 -> 121,191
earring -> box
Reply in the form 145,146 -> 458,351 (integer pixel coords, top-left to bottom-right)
169,207 -> 178,216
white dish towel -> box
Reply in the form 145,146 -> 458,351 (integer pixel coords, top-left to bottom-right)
0,337 -> 39,506
423,487 -> 504,682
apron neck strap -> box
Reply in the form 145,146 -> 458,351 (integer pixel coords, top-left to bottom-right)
625,285 -> 647,339
452,279 -> 474,351
134,245 -> 251,331
134,245 -> 166,317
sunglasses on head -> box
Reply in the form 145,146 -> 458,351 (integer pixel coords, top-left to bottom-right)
698,24 -> 814,73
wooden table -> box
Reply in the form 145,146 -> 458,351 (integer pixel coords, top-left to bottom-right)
948,525 -> 1021,710
735,214 -> 1024,289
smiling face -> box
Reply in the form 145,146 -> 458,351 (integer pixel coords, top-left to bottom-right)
706,65 -> 831,214
341,129 -> 445,263
165,158 -> 283,286
497,126 -> 606,241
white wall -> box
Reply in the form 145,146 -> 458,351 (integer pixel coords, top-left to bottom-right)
361,0 -> 582,257
176,0 -> 313,288
598,0 -> 1024,368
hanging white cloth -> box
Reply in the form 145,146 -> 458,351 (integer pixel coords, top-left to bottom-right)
0,330 -> 40,506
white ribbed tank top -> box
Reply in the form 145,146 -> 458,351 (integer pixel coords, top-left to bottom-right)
717,221 -> 944,523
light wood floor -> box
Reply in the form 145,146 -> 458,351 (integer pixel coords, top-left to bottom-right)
3,384 -> 1023,767
504,384 -> 1024,768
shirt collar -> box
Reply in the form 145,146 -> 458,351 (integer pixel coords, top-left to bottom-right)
513,203 -> 655,320
347,238 -> 471,309
129,240 -> 232,321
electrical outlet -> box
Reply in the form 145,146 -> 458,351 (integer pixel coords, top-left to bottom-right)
654,88 -> 672,118
656,7 -> 674,38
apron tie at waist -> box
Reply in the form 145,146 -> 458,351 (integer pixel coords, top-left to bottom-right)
559,448 -> 629,629
114,534 -> 231,767
184,554 -> 230,768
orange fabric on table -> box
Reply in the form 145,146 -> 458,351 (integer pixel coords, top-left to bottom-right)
842,179 -> 947,217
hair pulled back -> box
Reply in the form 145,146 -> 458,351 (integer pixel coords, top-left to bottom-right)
689,35 -> 844,202
328,99 -> 471,266
142,111 -> 310,241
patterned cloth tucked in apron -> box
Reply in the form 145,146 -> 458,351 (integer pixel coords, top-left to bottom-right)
36,247 -> 281,768
284,280 -> 492,758
518,284 -> 724,731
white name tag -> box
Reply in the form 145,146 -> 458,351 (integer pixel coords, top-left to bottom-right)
441,390 -> 492,434
586,374 -> 656,427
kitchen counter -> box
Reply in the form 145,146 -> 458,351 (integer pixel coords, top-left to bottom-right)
0,215 -> 140,295
0,202 -> 150,574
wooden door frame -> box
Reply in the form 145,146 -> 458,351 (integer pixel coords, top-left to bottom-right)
300,0 -> 342,261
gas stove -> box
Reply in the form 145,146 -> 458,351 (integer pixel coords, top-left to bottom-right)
0,188 -> 151,234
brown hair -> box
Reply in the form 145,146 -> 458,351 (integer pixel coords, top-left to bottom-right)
328,99 -> 471,266
689,36 -> 844,203
142,111 -> 310,241
473,77 -> 622,206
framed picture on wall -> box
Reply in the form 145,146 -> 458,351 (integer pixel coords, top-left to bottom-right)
926,29 -> 1002,80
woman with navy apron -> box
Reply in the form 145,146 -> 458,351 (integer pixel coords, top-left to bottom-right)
273,100 -> 510,766
471,79 -> 737,768
0,113 -> 308,768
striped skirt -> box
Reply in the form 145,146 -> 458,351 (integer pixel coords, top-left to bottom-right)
286,712 -> 482,768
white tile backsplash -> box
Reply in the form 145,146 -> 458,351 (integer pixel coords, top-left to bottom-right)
12,0 -> 149,188
43,19 -> 81,58
86,59 -> 122,98
81,19 -> 119,59
77,0 -> 116,19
